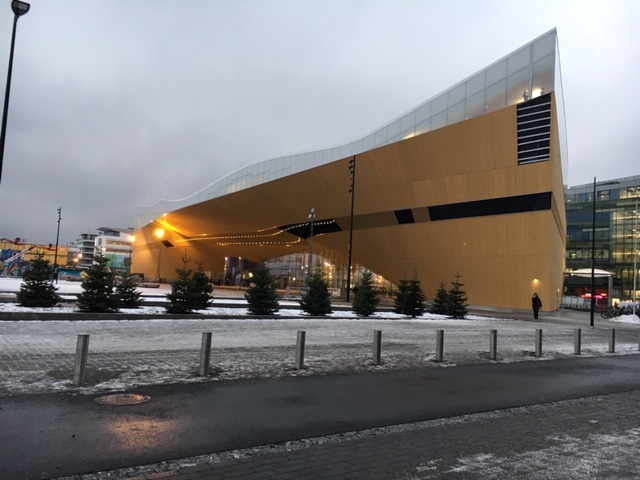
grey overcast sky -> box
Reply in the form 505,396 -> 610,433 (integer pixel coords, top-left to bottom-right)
0,0 -> 639,245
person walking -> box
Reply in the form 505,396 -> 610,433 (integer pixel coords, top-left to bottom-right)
532,293 -> 542,319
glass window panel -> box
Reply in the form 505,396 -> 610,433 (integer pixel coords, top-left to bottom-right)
331,147 -> 342,160
362,134 -> 374,151
466,72 -> 485,96
415,102 -> 431,123
485,79 -> 506,113
533,32 -> 556,62
400,127 -> 415,140
532,53 -> 554,97
351,139 -> 363,155
448,83 -> 466,106
400,111 -> 415,131
507,47 -> 531,75
466,90 -> 485,118
448,101 -> 465,125
415,118 -> 430,136
388,134 -> 400,144
431,111 -> 447,131
387,118 -> 401,137
341,144 -> 352,159
507,67 -> 530,106
486,60 -> 507,86
322,148 -> 332,163
374,126 -> 388,146
432,93 -> 448,114
313,150 -> 323,166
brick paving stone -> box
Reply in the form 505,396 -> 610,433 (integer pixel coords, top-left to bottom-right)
102,390 -> 640,480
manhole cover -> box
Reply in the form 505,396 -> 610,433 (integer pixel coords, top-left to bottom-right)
94,393 -> 151,406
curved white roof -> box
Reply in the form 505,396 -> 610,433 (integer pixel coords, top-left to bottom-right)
137,29 -> 566,228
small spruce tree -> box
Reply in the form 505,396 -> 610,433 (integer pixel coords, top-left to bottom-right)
406,271 -> 427,318
76,254 -> 118,312
165,255 -> 195,314
245,261 -> 279,315
16,251 -> 60,307
191,259 -> 213,310
352,270 -> 379,317
300,270 -> 333,316
430,281 -> 449,315
447,273 -> 468,319
115,271 -> 143,309
393,278 -> 410,315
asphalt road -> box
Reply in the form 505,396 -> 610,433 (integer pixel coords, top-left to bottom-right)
2,355 -> 640,480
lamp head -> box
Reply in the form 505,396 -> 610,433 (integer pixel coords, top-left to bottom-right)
11,1 -> 30,17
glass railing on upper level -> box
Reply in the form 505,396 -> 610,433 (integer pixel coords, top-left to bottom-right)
137,28 -> 566,227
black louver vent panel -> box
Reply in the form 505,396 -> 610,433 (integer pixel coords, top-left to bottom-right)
517,93 -> 551,164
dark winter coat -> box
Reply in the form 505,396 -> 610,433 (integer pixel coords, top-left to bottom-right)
532,294 -> 542,311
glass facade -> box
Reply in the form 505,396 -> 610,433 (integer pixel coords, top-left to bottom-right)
137,29 -> 567,227
564,176 -> 640,305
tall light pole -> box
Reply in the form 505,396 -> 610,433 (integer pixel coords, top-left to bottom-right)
52,207 -> 61,283
308,208 -> 316,277
154,228 -> 164,282
0,1 -> 30,185
346,156 -> 356,301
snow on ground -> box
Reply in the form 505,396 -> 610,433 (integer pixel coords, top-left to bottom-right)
5,278 -> 640,480
1,277 -> 640,398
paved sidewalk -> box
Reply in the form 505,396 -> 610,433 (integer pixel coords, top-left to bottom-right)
58,389 -> 640,480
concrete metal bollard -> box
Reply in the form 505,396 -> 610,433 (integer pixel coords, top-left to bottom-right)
73,334 -> 90,386
435,329 -> 444,362
295,331 -> 306,370
373,330 -> 382,365
574,328 -> 582,355
489,329 -> 497,360
198,332 -> 213,376
535,329 -> 543,357
609,328 -> 616,353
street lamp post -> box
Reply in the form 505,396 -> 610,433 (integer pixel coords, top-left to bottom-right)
0,1 -> 30,185
346,156 -> 356,301
52,207 -> 61,283
127,234 -> 135,275
308,208 -> 316,277
154,228 -> 164,282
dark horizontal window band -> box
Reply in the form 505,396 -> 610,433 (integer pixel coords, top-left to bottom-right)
428,192 -> 552,221
394,209 -> 415,224
277,192 -> 551,238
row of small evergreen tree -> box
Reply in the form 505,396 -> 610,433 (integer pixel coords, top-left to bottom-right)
244,263 -> 468,319
17,252 -> 143,310
17,252 -> 467,318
